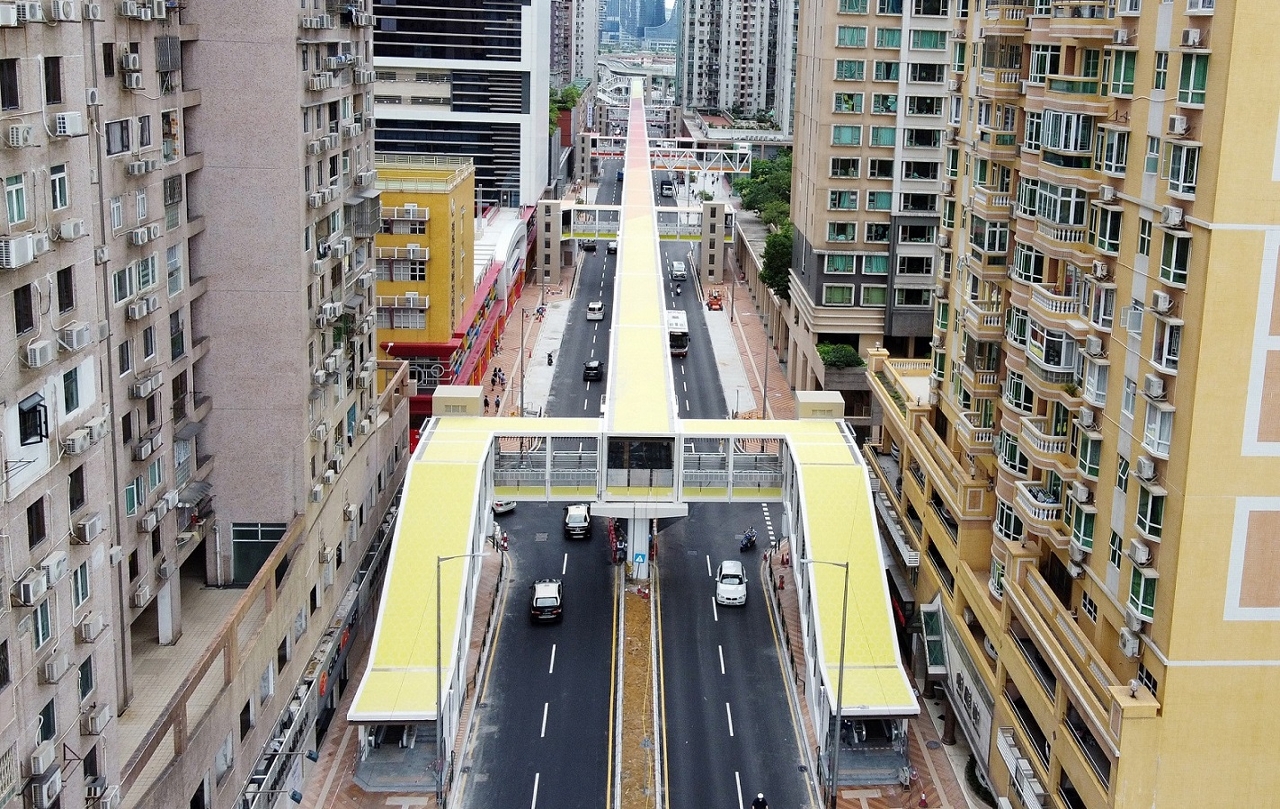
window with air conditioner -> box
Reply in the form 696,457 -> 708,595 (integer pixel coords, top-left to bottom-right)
1177,53 -> 1208,106
1159,232 -> 1190,286
1136,485 -> 1165,539
1164,143 -> 1199,197
1076,433 -> 1102,478
1152,320 -> 1181,372
1142,402 -> 1173,457
1128,567 -> 1157,620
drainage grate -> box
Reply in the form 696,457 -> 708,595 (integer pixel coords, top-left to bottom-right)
534,532 -> 549,542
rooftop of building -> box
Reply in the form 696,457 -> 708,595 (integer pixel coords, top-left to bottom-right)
374,154 -> 474,193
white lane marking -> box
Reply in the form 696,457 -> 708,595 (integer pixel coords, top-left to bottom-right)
726,702 -> 735,737
583,398 -> 590,411
734,771 -> 743,809
531,773 -> 540,809
541,702 -> 549,738
549,644 -> 557,674
712,597 -> 719,622
719,645 -> 725,675
706,555 -> 712,577
683,381 -> 687,392
561,553 -> 569,575
593,334 -> 597,343
685,398 -> 691,410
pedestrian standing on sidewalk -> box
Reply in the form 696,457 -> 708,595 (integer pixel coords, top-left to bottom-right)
483,395 -> 490,413
491,368 -> 497,387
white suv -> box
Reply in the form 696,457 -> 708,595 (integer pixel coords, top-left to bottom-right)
586,301 -> 605,321
715,560 -> 747,606
670,261 -> 688,281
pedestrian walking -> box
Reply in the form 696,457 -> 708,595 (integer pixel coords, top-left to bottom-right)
491,368 -> 498,387
483,395 -> 490,413
495,395 -> 501,414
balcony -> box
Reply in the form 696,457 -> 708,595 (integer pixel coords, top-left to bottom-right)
1012,628 -> 1059,701
375,294 -> 429,310
1064,704 -> 1113,789
376,245 -> 430,262
955,410 -> 995,454
867,353 -> 935,423
975,125 -> 1019,160
382,205 -> 430,221
1048,0 -> 1111,38
1030,284 -> 1089,337
1043,74 -> 1109,116
978,68 -> 1023,99
957,360 -> 1000,394
1034,220 -> 1088,255
962,300 -> 1005,342
971,186 -> 1013,219
1018,416 -> 1071,467
1014,480 -> 1063,530
1004,686 -> 1051,768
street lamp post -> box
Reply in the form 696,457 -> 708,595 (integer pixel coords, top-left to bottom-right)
802,558 -> 850,809
436,552 -> 486,808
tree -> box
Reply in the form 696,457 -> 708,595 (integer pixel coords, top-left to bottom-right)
761,225 -> 793,301
732,150 -> 792,217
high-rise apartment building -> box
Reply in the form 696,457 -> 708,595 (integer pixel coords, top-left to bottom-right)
787,0 -> 949,395
677,0 -> 788,117
572,0 -> 600,84
863,1 -> 1280,807
371,0 -> 552,208
1,3 -> 409,808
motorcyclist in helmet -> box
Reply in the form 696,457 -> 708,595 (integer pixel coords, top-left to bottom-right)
751,793 -> 769,809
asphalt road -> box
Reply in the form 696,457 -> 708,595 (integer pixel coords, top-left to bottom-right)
658,501 -> 817,809
459,503 -> 618,809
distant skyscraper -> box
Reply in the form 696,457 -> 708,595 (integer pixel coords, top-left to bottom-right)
372,0 -> 552,207
678,0 -> 783,117
638,0 -> 667,35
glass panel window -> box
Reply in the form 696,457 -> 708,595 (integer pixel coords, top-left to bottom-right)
910,30 -> 947,50
834,92 -> 864,113
995,498 -> 1025,542
1116,456 -> 1130,492
1122,377 -> 1137,418
34,599 -> 52,649
106,119 -> 130,155
1083,359 -> 1109,405
1028,45 -> 1060,83
1160,233 -> 1190,286
1110,531 -> 1124,568
832,125 -> 862,146
866,191 -> 893,211
1109,50 -> 1136,95
1153,51 -> 1168,90
839,0 -> 869,11
861,285 -> 887,306
865,223 -> 891,243
825,254 -> 857,273
1152,320 -> 1181,371
1078,434 -> 1102,478
836,26 -> 868,47
1042,110 -> 1095,153
50,164 -> 69,210
823,284 -> 855,306
1177,53 -> 1208,105
1070,501 -> 1096,551
864,254 -> 889,274
1137,486 -> 1165,538
870,126 -> 897,146
1129,567 -> 1157,620
835,59 -> 866,81
828,190 -> 859,210
1088,284 -> 1115,330
830,157 -> 861,178
1145,136 -> 1161,174
1023,111 -> 1042,151
1096,129 -> 1128,174
1090,207 -> 1122,254
827,221 -> 857,242
72,561 -> 90,607
871,94 -> 898,114
4,174 -> 26,225
1166,144 -> 1199,196
875,28 -> 902,48
112,266 -> 135,304
1006,308 -> 1030,349
895,288 -> 932,307
1143,403 -> 1173,457
874,61 -> 900,81
1137,218 -> 1152,256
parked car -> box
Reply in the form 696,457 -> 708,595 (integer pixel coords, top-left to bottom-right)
586,301 -> 605,321
492,499 -> 516,514
563,503 -> 591,539
715,560 -> 747,606
582,360 -> 604,381
607,240 -> 618,254
530,578 -> 563,622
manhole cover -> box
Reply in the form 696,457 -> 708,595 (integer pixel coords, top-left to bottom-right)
535,532 -> 549,542
926,740 -> 941,750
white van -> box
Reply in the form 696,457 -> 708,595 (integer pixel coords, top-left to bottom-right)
670,261 -> 688,281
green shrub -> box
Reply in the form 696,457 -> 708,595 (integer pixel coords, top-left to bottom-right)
816,343 -> 864,369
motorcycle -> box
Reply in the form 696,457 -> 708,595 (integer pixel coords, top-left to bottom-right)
738,527 -> 758,552
675,283 -> 682,295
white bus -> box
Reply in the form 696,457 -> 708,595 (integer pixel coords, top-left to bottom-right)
666,310 -> 689,357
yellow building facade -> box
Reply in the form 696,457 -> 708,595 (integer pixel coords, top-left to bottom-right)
863,2 -> 1280,807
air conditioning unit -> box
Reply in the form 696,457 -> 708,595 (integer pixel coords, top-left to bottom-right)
328,453 -> 344,473
42,652 -> 70,684
130,227 -> 150,246
355,68 -> 375,84
311,484 -> 324,502
26,340 -> 56,368
41,551 -> 68,586
1151,290 -> 1173,314
1181,27 -> 1201,47
1143,374 -> 1165,400
52,0 -> 78,19
313,422 -> 328,441
323,469 -> 337,485
1068,541 -> 1087,563
63,428 -> 91,455
30,231 -> 50,255
120,50 -> 142,71
127,299 -> 150,320
1125,605 -> 1146,632
1168,114 -> 1189,135
357,370 -> 373,388
324,55 -> 345,70
53,111 -> 87,136
356,272 -> 373,290
1134,455 -> 1156,481
323,354 -> 339,373
357,418 -> 372,435
323,301 -> 343,319
60,322 -> 92,351
138,510 -> 158,533
1084,335 -> 1103,357
0,233 -> 36,268
1071,482 -> 1091,504
0,3 -> 17,23
123,72 -> 144,90
30,741 -> 57,778
86,415 -> 108,441
343,123 -> 363,138
109,546 -> 123,565
1066,561 -> 1084,579
943,130 -> 955,143
163,489 -> 179,510
356,170 -> 377,187
150,0 -> 163,17
1078,408 -> 1095,430
31,771 -> 62,809
946,78 -> 959,91
323,133 -> 339,151
157,560 -> 174,579
307,139 -> 322,155
147,225 -> 162,243
312,368 -> 328,385
129,436 -> 150,459
82,703 -> 111,735
318,12 -> 332,26
18,0 -> 45,22
1091,259 -> 1110,279
18,570 -> 48,605
94,245 -> 110,264
135,1 -> 150,18
1098,185 -> 1116,203
308,192 -> 324,209
85,2 -> 102,19
1161,205 -> 1184,227
1119,627 -> 1141,658
7,124 -> 34,147
308,74 -> 329,92
59,218 -> 87,240
1112,28 -> 1128,45
79,611 -> 105,642
133,583 -> 151,607
76,512 -> 104,543
343,503 -> 358,521
130,376 -> 154,398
